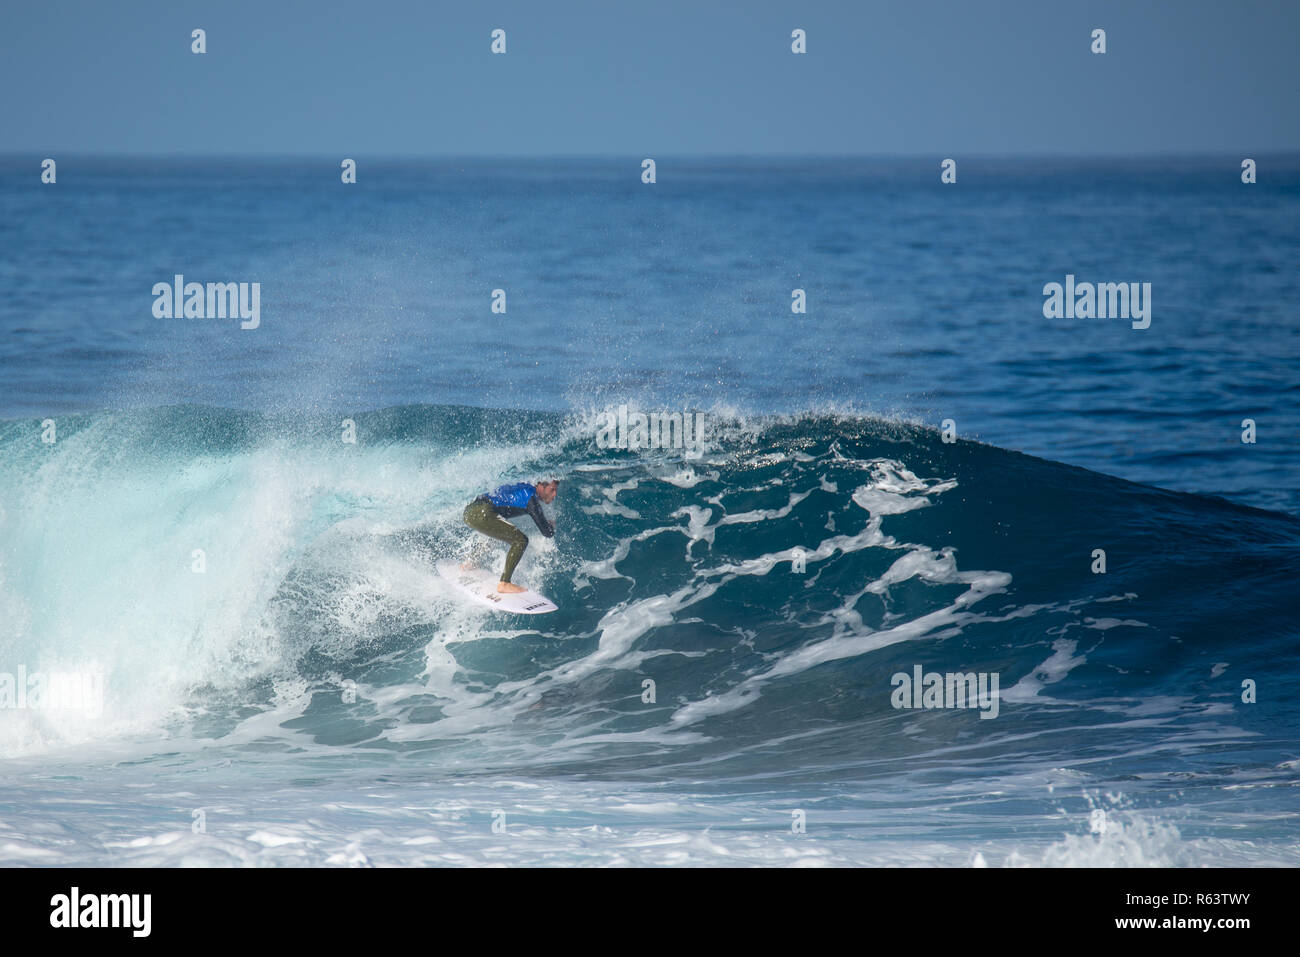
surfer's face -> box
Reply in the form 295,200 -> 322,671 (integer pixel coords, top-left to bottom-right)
538,481 -> 558,503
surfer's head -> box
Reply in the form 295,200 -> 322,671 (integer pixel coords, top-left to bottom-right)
536,479 -> 559,503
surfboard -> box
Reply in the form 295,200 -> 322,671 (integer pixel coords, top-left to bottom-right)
435,560 -> 558,615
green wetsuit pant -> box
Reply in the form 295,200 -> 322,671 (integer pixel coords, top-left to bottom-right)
463,499 -> 530,582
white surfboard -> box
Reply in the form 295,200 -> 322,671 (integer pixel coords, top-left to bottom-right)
435,560 -> 558,615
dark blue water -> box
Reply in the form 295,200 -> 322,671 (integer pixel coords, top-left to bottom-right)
0,159 -> 1297,865
3,157 -> 1297,510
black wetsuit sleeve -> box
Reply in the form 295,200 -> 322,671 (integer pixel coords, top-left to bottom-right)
526,496 -> 555,537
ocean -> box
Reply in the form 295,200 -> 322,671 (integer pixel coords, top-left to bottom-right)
0,157 -> 1296,865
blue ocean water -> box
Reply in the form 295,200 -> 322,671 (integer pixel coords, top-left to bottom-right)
0,159 -> 1297,865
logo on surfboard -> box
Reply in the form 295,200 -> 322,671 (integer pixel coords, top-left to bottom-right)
436,561 -> 559,615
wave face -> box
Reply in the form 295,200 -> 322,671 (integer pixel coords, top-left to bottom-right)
1,405 -> 1297,866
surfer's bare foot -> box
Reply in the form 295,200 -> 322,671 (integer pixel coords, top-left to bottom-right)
459,561 -> 477,571
497,581 -> 525,594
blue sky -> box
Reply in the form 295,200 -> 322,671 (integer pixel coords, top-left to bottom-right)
4,0 -> 1298,156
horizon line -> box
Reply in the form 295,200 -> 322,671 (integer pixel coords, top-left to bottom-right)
3,150 -> 1297,162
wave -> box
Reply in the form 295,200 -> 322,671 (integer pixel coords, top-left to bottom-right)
0,403 -> 1296,811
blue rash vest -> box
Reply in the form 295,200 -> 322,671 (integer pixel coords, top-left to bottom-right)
485,483 -> 535,510
478,483 -> 555,537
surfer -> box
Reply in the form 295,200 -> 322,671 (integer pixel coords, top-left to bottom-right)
462,480 -> 558,592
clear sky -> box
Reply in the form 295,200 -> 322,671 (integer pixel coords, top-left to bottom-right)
4,0 -> 1298,156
